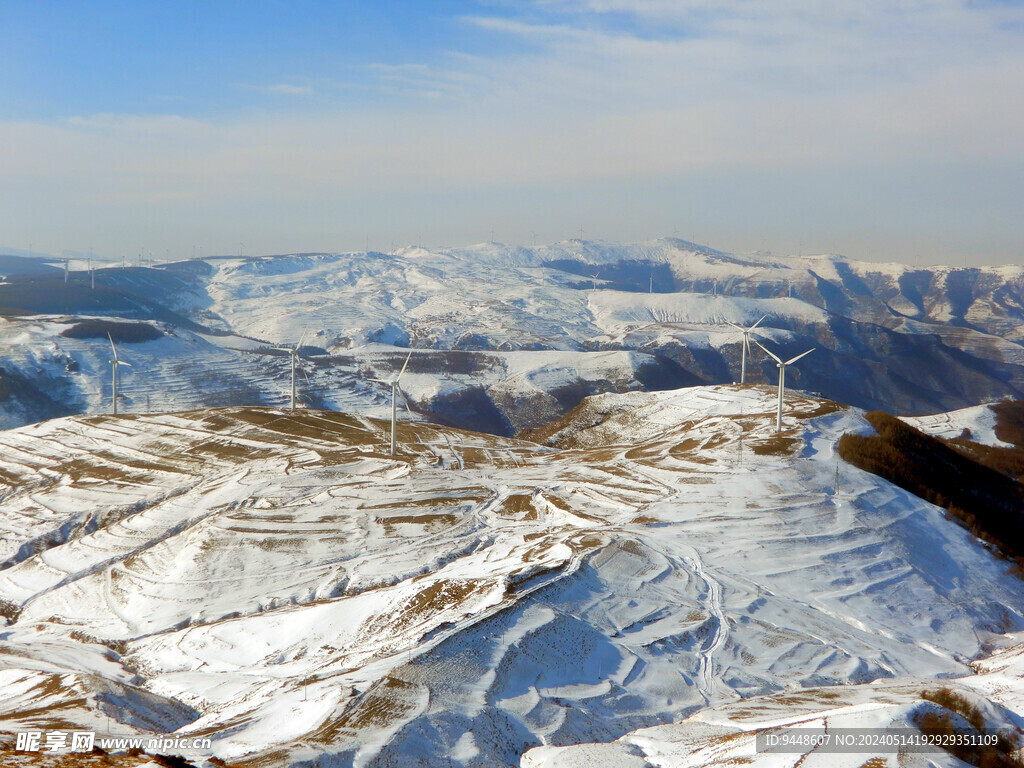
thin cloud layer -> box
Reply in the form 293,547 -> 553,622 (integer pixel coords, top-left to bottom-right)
2,1 -> 1022,262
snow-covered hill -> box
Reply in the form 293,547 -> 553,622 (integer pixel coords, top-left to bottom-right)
2,385 -> 1023,766
4,239 -> 1024,434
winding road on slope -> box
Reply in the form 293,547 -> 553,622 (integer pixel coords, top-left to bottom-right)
679,543 -> 729,702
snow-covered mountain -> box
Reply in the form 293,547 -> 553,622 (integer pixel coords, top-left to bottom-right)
3,239 -> 1024,434
2,386 -> 1023,766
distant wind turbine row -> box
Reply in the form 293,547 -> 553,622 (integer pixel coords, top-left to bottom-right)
95,279 -> 814,447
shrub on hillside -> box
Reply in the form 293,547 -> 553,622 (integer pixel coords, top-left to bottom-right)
994,401 -> 1024,449
60,319 -> 163,343
838,411 -> 1024,566
947,439 -> 1024,484
914,688 -> 1023,767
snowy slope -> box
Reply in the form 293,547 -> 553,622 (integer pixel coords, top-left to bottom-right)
901,402 -> 1015,447
2,386 -> 1023,766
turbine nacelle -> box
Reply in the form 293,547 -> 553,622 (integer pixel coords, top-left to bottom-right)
756,342 -> 814,369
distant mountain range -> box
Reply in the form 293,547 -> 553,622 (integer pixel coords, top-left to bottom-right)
2,239 -> 1024,433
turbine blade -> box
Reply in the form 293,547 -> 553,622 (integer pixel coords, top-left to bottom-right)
296,325 -> 309,352
397,385 -> 413,414
753,340 -> 782,364
118,360 -> 132,367
725,322 -> 743,332
396,350 -> 412,381
271,346 -> 292,353
107,332 -> 118,361
748,314 -> 768,331
784,348 -> 815,366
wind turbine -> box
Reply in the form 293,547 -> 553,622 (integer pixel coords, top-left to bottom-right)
590,269 -> 600,290
754,341 -> 814,432
107,333 -> 131,415
726,314 -> 768,385
370,351 -> 413,456
272,328 -> 308,410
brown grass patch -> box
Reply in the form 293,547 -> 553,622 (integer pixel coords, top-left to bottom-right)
791,399 -> 844,419
0,466 -> 28,489
376,513 -> 459,537
622,443 -> 663,460
314,677 -> 420,738
231,748 -> 289,768
90,450 -> 187,476
668,438 -> 718,463
671,475 -> 714,484
400,579 -> 478,622
360,491 -> 487,510
749,435 -> 801,456
495,493 -> 538,519
56,460 -> 140,485
202,408 -> 367,444
183,439 -> 274,462
0,598 -> 22,622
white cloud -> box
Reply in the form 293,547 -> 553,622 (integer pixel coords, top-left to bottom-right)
365,62 -> 487,100
243,83 -> 314,96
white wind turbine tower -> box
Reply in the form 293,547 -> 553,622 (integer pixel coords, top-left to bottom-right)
272,328 -> 308,410
107,333 -> 132,415
754,341 -> 814,432
370,351 -> 413,456
726,314 -> 767,384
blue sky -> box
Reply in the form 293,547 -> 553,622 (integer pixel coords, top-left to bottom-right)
1,1 -> 521,118
2,0 -> 1023,264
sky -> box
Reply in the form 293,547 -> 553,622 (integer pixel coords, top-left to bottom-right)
1,0 -> 1023,266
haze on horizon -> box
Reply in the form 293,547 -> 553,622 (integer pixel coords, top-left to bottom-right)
1,0 -> 1022,267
